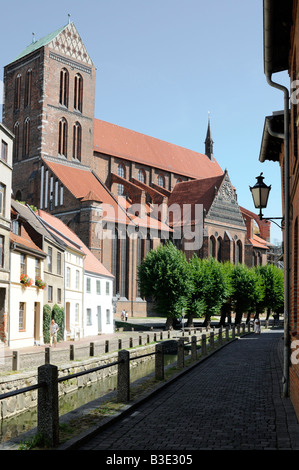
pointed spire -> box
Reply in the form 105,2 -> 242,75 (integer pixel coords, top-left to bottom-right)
205,112 -> 214,161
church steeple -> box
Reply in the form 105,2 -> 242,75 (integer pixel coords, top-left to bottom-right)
205,113 -> 214,161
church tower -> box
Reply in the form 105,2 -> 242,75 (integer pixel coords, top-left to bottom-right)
205,115 -> 214,161
2,20 -> 96,205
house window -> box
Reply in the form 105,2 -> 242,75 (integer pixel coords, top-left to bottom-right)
24,69 -> 32,108
76,270 -> 80,289
14,74 -> 22,111
0,183 -> 5,217
19,302 -> 26,330
60,185 -> 64,205
73,122 -> 82,160
48,247 -> 52,272
23,118 -> 30,157
57,288 -> 62,304
20,253 -> 26,276
86,308 -> 92,326
35,258 -> 41,278
117,164 -> 125,196
0,235 -> 4,268
48,285 -> 53,303
106,281 -> 110,295
74,73 -> 83,112
86,277 -> 91,293
157,174 -> 165,188
13,122 -> 20,162
58,118 -> 68,157
138,169 -> 146,184
96,280 -> 101,295
59,68 -> 69,107
106,309 -> 111,324
75,303 -> 79,323
57,252 -> 62,275
66,267 -> 70,288
1,140 -> 7,162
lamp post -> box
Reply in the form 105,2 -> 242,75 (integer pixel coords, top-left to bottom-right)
250,173 -> 289,398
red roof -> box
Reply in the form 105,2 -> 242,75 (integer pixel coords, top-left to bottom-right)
37,210 -> 114,278
10,227 -> 46,256
93,119 -> 224,180
249,234 -> 269,250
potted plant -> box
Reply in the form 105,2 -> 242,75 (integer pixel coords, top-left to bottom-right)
35,277 -> 47,290
20,274 -> 33,287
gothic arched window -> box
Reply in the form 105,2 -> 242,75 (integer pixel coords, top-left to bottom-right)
13,122 -> 20,162
138,169 -> 146,184
58,118 -> 68,157
14,74 -> 22,111
24,69 -> 32,108
157,174 -> 165,188
59,68 -> 69,107
74,73 -> 83,112
73,122 -> 82,160
117,164 -> 125,196
23,117 -> 30,157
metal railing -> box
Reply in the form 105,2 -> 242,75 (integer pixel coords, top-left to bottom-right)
0,323 -> 250,447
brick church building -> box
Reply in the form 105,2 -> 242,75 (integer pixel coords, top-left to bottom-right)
2,20 -> 271,316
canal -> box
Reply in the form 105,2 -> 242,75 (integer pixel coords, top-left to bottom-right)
0,354 -> 178,444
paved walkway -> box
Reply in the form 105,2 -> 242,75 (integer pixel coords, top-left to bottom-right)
76,329 -> 299,451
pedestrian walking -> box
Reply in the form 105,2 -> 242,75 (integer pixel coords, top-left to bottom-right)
125,311 -> 128,321
50,319 -> 59,347
121,310 -> 125,321
254,315 -> 261,335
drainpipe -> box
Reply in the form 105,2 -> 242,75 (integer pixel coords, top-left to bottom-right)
266,73 -> 290,398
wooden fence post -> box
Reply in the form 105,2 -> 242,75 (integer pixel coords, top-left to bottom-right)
155,343 -> 164,380
117,350 -> 130,403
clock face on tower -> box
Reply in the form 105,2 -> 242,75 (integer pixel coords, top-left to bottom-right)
221,182 -> 233,200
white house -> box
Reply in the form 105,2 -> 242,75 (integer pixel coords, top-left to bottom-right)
9,214 -> 47,348
37,210 -> 114,338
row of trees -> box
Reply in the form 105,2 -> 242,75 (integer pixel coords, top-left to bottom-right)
137,242 -> 284,329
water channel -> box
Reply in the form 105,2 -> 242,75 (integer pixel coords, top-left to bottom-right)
0,354 -> 178,444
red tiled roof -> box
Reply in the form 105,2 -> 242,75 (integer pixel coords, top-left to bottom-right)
93,119 -> 224,180
249,234 -> 269,250
37,210 -> 114,278
168,174 -> 225,212
10,228 -> 46,256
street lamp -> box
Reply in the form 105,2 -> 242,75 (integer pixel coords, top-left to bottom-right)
249,173 -> 283,228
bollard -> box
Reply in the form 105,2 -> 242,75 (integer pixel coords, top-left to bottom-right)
117,350 -> 130,403
45,347 -> 51,364
70,344 -> 75,360
90,342 -> 95,357
218,327 -> 223,345
225,326 -> 229,342
177,338 -> 185,369
201,334 -> 207,356
210,331 -> 214,350
37,363 -> 59,447
153,333 -> 157,342
191,336 -> 197,361
139,335 -> 142,346
105,340 -> 109,353
12,351 -> 19,371
147,334 -> 150,344
155,343 -> 164,380
118,339 -> 122,350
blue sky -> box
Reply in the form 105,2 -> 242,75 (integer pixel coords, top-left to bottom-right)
0,0 -> 289,243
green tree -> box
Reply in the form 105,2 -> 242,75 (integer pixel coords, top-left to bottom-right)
257,264 -> 284,317
52,304 -> 65,342
230,264 -> 264,324
187,256 -> 230,327
137,242 -> 192,329
43,304 -> 51,344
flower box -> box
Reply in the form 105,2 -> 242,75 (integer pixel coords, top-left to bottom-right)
35,277 -> 47,290
20,274 -> 33,287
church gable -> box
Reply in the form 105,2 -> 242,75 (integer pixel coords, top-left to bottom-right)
47,22 -> 93,66
205,172 -> 245,228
